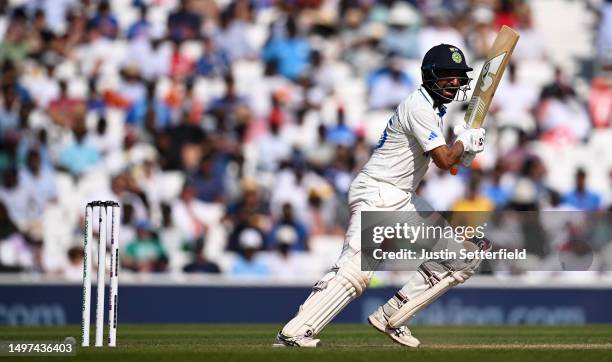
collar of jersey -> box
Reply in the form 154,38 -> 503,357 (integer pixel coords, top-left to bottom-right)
418,87 -> 446,117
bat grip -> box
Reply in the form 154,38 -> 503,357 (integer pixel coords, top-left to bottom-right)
450,163 -> 460,176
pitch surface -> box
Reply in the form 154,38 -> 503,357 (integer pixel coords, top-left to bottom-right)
2,324 -> 611,361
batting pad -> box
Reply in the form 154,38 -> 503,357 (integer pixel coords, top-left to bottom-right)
387,274 -> 456,328
282,254 -> 371,337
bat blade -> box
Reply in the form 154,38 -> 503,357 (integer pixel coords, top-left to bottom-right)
464,25 -> 520,129
450,25 -> 519,175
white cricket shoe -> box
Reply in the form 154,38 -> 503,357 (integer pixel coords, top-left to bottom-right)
272,332 -> 320,348
368,307 -> 420,348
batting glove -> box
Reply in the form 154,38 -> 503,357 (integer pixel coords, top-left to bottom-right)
456,128 -> 485,154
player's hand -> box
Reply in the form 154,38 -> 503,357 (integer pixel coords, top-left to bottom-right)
456,128 -> 485,154
460,152 -> 476,167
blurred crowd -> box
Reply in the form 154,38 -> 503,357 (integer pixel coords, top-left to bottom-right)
0,0 -> 610,279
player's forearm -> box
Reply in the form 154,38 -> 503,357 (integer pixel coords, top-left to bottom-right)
430,142 -> 464,170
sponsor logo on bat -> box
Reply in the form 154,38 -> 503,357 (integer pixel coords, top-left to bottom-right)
479,52 -> 507,92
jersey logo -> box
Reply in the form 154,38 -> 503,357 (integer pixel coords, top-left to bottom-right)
427,131 -> 438,141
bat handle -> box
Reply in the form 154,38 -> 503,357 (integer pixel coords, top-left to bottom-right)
450,163 -> 460,176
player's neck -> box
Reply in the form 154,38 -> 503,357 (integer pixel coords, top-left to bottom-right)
423,87 -> 446,110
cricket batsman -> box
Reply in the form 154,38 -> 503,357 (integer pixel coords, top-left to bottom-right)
274,44 -> 489,348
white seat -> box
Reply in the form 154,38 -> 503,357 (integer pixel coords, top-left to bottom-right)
159,171 -> 185,202
517,60 -> 555,89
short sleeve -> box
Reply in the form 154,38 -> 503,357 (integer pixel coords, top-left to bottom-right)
406,109 -> 446,152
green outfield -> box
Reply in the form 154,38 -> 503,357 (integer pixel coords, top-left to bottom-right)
2,324 -> 612,362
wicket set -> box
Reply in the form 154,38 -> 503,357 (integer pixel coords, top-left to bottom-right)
81,201 -> 121,347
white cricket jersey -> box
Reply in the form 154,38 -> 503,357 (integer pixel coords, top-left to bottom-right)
360,87 -> 447,193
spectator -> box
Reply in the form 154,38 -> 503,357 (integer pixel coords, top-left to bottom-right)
157,110 -> 206,171
126,82 -> 171,130
0,83 -> 20,136
256,121 -> 291,173
62,246 -> 84,281
19,148 -> 57,210
382,2 -> 421,59
183,239 -> 221,273
262,17 -> 312,81
512,3 -> 547,62
537,67 -> 590,143
48,80 -> 86,129
266,225 -> 305,278
367,53 -> 413,110
123,220 -> 167,272
181,80 -> 205,125
22,53 -> 60,109
326,107 -> 356,147
209,74 -> 248,133
0,12 -> 29,64
171,183 -> 214,244
481,162 -> 512,209
563,168 -> 602,211
169,40 -> 194,80
167,0 -> 201,42
494,0 -> 520,29
466,6 -> 497,60
29,0 -> 77,34
418,10 -> 466,58
127,5 -> 152,41
126,37 -> 171,81
196,36 -> 231,78
269,203 -> 309,251
596,0 -> 612,70
89,1 -> 119,39
451,174 -> 494,212
214,5 -> 256,62
118,66 -> 147,106
588,77 -> 611,128
305,124 -> 335,171
187,153 -> 225,203
508,157 -> 547,211
0,200 -> 31,271
158,202 -> 189,269
58,123 -> 101,177
324,145 -> 355,198
225,180 -> 270,240
108,172 -> 149,222
231,228 -> 270,277
0,168 -> 30,232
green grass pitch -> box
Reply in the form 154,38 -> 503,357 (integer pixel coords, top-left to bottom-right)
2,324 -> 612,362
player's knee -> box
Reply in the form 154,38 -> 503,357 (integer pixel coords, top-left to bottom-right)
337,254 -> 371,297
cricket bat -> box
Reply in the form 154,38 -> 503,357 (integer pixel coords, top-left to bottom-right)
450,25 -> 520,175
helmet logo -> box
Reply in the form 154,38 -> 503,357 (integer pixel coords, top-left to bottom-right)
451,52 -> 462,64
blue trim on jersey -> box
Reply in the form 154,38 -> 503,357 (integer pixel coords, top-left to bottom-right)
375,116 -> 394,149
375,128 -> 388,149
